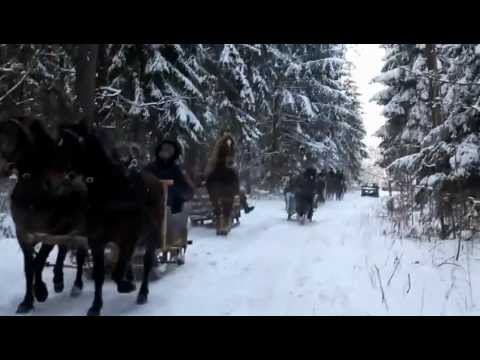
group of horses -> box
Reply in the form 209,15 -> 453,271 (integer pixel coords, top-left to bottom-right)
0,114 -> 239,316
285,169 -> 348,224
324,171 -> 347,201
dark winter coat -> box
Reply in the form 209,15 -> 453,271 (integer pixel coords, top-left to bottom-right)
144,140 -> 194,213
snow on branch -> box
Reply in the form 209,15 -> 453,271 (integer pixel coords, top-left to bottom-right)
0,51 -> 41,104
403,67 -> 480,87
97,86 -> 192,111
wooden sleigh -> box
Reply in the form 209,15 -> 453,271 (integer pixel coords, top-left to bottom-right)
188,186 -> 241,228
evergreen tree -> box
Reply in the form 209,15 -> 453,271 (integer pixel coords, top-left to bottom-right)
372,44 -> 426,169
0,43 -> 368,193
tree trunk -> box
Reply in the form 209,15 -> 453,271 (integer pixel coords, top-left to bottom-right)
74,44 -> 98,129
269,94 -> 282,192
425,44 -> 441,128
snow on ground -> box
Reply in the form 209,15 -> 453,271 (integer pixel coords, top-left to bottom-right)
2,191 -> 480,316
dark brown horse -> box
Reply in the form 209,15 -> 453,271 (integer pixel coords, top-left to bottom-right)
59,122 -> 166,316
205,134 -> 240,236
0,117 -> 88,314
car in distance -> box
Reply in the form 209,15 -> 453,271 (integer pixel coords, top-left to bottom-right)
361,183 -> 379,197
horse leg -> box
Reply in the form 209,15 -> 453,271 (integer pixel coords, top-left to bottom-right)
126,264 -> 134,283
212,200 -> 222,236
33,243 -> 55,302
137,242 -> 155,305
299,208 -> 306,225
222,197 -> 234,235
16,239 -> 35,314
71,247 -> 87,297
87,243 -> 105,316
307,197 -> 314,221
111,239 -> 136,294
53,245 -> 67,293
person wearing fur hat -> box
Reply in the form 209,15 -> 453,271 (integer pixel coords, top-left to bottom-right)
144,139 -> 194,214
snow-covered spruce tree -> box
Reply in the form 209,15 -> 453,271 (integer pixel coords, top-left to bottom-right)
95,44 -> 266,171
194,44 -> 274,188
0,44 -> 77,124
372,44 -> 432,171
374,44 -> 480,239
299,44 -> 367,181
257,44 -> 366,190
397,45 -> 480,193
95,44 -> 208,155
336,72 -> 368,181
200,45 -> 263,140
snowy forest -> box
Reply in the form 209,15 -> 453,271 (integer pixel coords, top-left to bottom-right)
373,44 -> 480,242
0,44 -> 367,193
3,44 -> 480,316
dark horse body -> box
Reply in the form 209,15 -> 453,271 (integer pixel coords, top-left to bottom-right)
293,168 -> 318,224
60,123 -> 165,316
205,134 -> 239,236
325,171 -> 346,201
0,117 -> 88,314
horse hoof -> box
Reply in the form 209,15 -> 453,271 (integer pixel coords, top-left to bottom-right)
87,308 -> 100,316
16,302 -> 34,314
70,285 -> 83,298
54,281 -> 64,293
137,293 -> 148,305
117,281 -> 136,294
34,282 -> 49,302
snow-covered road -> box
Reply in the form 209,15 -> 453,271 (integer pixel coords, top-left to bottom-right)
2,191 -> 480,315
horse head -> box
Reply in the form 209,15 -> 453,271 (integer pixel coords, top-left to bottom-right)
55,121 -> 137,193
54,121 -> 95,182
217,133 -> 236,169
0,117 -> 35,177
29,119 -> 87,197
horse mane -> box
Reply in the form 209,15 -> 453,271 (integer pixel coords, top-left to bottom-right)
205,133 -> 235,177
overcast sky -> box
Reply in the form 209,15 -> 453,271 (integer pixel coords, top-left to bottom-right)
345,44 -> 386,148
